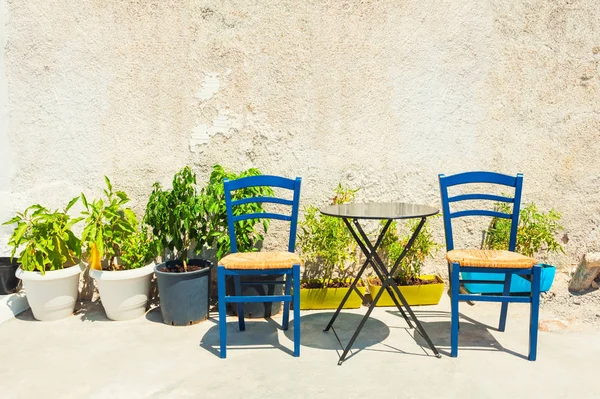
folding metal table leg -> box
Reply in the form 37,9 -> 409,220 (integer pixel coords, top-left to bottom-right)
376,218 -> 440,357
324,218 -> 390,332
387,278 -> 441,358
328,216 -> 441,364
350,220 -> 414,328
323,260 -> 370,332
336,219 -> 417,364
368,259 -> 414,328
336,274 -> 393,365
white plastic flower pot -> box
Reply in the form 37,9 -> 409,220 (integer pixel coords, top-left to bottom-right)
89,262 -> 155,321
16,264 -> 84,321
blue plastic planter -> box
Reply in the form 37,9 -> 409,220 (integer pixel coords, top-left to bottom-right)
463,264 -> 556,294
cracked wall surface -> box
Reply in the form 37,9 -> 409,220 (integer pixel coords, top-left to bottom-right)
1,0 -> 599,273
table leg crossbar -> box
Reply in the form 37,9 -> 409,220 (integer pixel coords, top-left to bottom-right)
324,217 -> 441,365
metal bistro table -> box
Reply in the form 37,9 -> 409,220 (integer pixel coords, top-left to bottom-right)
321,202 -> 441,365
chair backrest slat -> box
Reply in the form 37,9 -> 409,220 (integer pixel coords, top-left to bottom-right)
231,197 -> 294,207
224,175 -> 302,254
232,213 -> 292,223
439,171 -> 523,252
441,171 -> 518,187
225,175 -> 297,191
448,194 -> 513,203
449,210 -> 512,219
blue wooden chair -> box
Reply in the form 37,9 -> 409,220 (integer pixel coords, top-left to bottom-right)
217,175 -> 302,359
438,171 -> 542,361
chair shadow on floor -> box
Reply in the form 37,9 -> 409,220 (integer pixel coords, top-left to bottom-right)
386,309 -> 529,360
200,311 -> 393,360
200,313 -> 295,357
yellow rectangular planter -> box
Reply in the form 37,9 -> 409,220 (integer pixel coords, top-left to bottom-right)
299,284 -> 366,310
368,274 -> 444,306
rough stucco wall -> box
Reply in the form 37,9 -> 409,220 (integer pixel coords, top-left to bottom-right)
2,0 -> 599,273
0,0 -> 12,255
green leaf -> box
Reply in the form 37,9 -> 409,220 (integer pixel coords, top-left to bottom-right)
68,217 -> 84,227
3,216 -> 22,225
12,223 -> 28,245
115,191 -> 128,202
65,196 -> 80,212
30,205 -> 46,216
81,193 -> 89,209
96,229 -> 104,259
104,176 -> 113,192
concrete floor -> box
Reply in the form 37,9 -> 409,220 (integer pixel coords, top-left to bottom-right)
0,294 -> 598,399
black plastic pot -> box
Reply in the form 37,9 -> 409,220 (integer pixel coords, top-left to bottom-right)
0,257 -> 19,295
229,274 -> 283,318
155,259 -> 213,326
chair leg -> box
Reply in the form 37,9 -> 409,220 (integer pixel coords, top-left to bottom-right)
233,275 -> 245,331
529,264 -> 542,361
282,272 -> 292,331
218,266 -> 227,359
451,262 -> 460,358
293,264 -> 301,357
499,273 -> 513,332
447,261 -> 453,293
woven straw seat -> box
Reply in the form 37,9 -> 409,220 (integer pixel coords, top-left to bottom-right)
219,251 -> 303,270
446,249 -> 537,269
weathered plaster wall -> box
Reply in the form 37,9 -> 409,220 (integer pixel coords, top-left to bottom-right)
0,0 -> 12,255
2,0 -> 599,272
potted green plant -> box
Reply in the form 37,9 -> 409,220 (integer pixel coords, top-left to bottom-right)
297,184 -> 366,310
144,166 -> 213,326
468,202 -> 565,293
81,177 -> 159,321
201,164 -> 275,318
367,217 -> 443,306
3,198 -> 84,321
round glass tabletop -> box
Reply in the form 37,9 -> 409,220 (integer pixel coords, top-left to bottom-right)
320,202 -> 439,220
